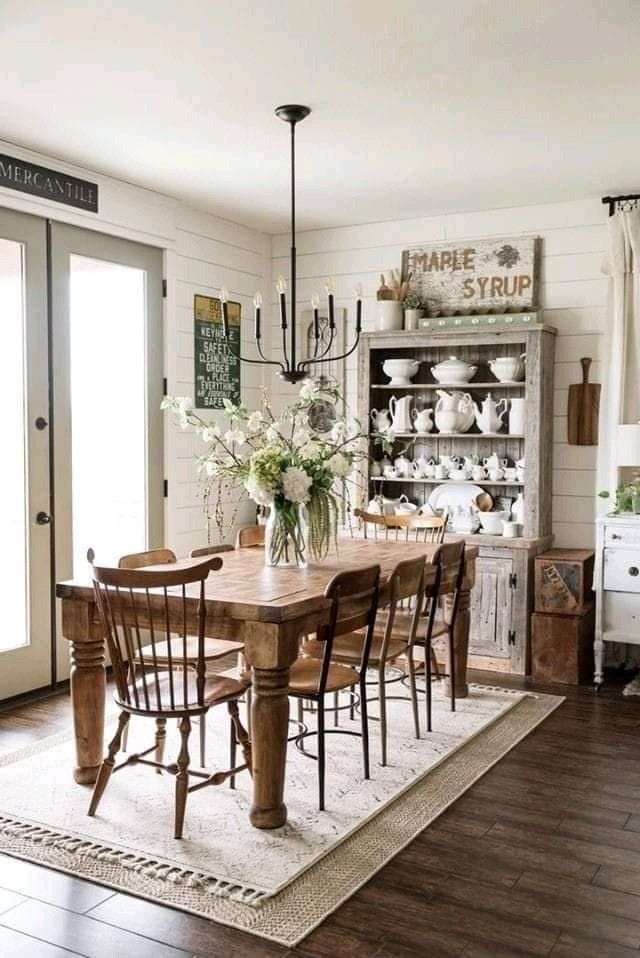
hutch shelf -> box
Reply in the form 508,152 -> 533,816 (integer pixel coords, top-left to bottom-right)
357,318 -> 556,675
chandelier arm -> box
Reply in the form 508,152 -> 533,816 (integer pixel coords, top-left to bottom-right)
224,336 -> 285,371
281,325 -> 291,372
296,326 -> 337,371
304,330 -> 361,368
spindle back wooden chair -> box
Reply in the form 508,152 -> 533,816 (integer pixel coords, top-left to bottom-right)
189,544 -> 234,558
235,524 -> 265,549
353,509 -> 447,544
87,551 -> 251,839
289,564 -> 381,811
117,546 -> 245,765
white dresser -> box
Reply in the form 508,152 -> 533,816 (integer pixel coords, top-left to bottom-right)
594,515 -> 640,685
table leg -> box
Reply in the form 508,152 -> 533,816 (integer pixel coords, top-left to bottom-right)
443,587 -> 470,700
249,665 -> 290,829
63,600 -> 106,785
242,621 -> 301,830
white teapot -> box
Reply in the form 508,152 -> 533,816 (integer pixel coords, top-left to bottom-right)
393,453 -> 413,477
411,407 -> 434,433
370,407 -> 392,433
473,393 -> 508,434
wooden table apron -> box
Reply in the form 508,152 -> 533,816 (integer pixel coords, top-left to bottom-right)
56,539 -> 477,829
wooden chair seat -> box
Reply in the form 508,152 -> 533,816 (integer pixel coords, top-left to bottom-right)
141,635 -> 243,666
128,671 -> 247,714
288,657 -> 360,695
303,632 -> 408,666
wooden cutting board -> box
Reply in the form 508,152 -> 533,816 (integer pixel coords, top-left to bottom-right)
567,357 -> 601,445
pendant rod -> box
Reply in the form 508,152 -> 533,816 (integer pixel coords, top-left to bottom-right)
290,117 -> 296,373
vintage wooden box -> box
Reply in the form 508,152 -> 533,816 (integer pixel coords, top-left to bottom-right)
534,549 -> 595,616
531,608 -> 595,684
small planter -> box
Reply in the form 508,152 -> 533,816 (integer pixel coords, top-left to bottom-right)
404,308 -> 426,331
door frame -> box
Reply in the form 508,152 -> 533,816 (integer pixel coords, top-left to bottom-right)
0,208 -> 52,699
50,223 -> 164,682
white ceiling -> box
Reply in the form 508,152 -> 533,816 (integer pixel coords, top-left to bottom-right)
0,1 -> 638,233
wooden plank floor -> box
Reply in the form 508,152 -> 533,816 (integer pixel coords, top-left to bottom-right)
0,671 -> 639,956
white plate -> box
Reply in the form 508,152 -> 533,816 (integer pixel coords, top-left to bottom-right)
427,483 -> 485,527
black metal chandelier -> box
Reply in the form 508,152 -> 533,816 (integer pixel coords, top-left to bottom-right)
219,104 -> 363,384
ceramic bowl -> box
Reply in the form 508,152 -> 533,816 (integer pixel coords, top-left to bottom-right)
382,358 -> 420,386
478,510 -> 510,535
489,356 -> 525,383
431,356 -> 477,384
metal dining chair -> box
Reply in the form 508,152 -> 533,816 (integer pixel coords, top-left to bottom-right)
289,564 -> 381,811
87,551 -> 251,839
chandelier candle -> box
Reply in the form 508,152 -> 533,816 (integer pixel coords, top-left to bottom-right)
217,104 -> 363,384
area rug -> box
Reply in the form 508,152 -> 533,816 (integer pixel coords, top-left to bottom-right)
0,685 -> 562,946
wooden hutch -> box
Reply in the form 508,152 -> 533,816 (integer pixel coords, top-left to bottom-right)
357,317 -> 555,675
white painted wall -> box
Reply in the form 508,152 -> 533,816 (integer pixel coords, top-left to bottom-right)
0,138 -> 268,557
271,198 -> 608,548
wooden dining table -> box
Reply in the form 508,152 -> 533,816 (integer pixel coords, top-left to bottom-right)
56,537 -> 477,829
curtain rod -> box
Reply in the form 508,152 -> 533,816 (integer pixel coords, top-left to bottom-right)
602,194 -> 640,217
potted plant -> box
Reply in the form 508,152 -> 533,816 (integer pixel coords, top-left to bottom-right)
599,478 -> 640,514
402,291 -> 427,330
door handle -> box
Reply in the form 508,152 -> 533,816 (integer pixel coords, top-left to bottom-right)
35,417 -> 48,430
36,511 -> 52,525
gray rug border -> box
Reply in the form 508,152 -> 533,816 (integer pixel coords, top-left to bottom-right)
0,688 -> 563,947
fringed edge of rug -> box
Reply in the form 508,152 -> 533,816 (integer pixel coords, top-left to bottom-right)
0,815 -> 268,905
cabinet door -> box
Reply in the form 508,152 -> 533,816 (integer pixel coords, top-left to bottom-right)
469,555 -> 514,658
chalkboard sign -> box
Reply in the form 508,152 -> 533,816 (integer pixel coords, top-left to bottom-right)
194,294 -> 241,409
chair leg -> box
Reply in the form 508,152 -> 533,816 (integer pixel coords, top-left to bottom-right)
379,668 -> 388,767
426,636 -> 433,734
229,714 -> 237,790
297,698 -> 305,751
88,711 -> 129,817
228,699 -> 252,774
317,700 -> 326,812
122,722 -> 129,753
199,714 -> 206,767
448,627 -> 456,713
333,691 -> 339,727
359,677 -> 370,780
174,716 -> 191,840
155,717 -> 166,774
407,651 -> 420,739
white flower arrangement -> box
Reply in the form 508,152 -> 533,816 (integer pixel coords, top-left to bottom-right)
162,383 -> 366,565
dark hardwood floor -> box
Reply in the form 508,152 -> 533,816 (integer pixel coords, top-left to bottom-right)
0,671 -> 639,956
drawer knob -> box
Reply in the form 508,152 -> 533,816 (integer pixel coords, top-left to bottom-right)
612,533 -> 622,540
629,567 -> 639,577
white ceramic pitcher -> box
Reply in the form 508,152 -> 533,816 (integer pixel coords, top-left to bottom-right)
508,397 -> 526,435
389,394 -> 413,432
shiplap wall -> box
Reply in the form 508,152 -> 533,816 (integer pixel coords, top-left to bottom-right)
166,208 -> 269,555
270,198 -> 608,549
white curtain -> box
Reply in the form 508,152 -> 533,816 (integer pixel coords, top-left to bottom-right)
599,208 -> 640,668
598,209 -> 640,501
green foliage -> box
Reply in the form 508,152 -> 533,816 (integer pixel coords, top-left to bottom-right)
599,479 -> 640,513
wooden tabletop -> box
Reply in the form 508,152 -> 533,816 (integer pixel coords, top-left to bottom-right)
56,538 -> 478,624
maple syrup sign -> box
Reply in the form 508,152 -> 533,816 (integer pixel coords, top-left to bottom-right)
402,236 -> 540,315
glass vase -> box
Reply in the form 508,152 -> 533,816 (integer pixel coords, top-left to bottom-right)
265,503 -> 308,569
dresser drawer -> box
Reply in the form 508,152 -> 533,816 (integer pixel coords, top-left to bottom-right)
605,523 -> 640,547
603,590 -> 640,636
603,549 -> 640,593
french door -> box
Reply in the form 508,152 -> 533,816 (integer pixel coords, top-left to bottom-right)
0,211 -> 164,699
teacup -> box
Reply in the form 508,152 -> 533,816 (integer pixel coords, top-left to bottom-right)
503,467 -> 518,482
502,521 -> 523,538
471,465 -> 486,482
450,467 -> 471,481
434,464 -> 449,480
488,467 -> 505,482
383,465 -> 398,479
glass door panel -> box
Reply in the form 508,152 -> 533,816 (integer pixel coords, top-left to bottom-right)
68,255 -> 147,572
0,210 -> 50,698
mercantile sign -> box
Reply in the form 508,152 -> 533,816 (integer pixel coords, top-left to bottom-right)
0,154 -> 99,212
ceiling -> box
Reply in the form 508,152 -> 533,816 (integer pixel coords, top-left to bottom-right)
1,1 -> 638,233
